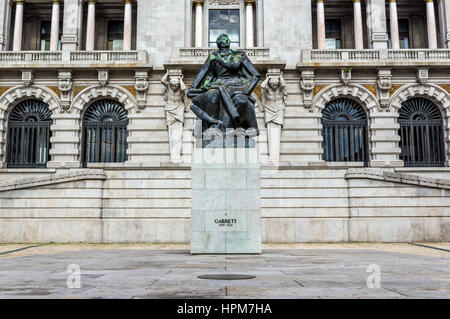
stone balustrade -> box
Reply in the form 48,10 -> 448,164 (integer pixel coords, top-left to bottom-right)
301,49 -> 450,66
0,50 -> 148,67
179,47 -> 270,58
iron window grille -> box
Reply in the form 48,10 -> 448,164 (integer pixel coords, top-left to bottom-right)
398,97 -> 446,167
82,99 -> 128,167
6,100 -> 52,168
322,98 -> 369,165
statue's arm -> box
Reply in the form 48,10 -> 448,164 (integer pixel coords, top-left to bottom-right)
240,57 -> 261,96
161,71 -> 169,86
187,56 -> 214,99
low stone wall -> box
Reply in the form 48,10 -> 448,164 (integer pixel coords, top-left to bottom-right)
0,167 -> 448,243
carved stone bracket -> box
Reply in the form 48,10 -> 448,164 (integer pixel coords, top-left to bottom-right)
21,71 -> 33,87
300,70 -> 315,110
417,68 -> 429,85
135,71 -> 149,111
98,70 -> 109,87
377,69 -> 392,110
340,68 -> 352,86
58,71 -> 73,112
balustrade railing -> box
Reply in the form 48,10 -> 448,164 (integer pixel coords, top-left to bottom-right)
179,47 -> 270,58
0,50 -> 146,65
303,49 -> 450,63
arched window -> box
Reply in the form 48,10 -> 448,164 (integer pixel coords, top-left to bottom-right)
399,98 -> 445,167
82,99 -> 128,166
322,98 -> 369,164
6,100 -> 52,168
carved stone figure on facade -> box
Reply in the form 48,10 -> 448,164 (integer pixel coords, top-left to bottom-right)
377,69 -> 392,110
301,70 -> 315,111
135,71 -> 149,111
161,69 -> 189,162
187,33 -> 261,139
58,72 -> 73,112
261,69 -> 287,161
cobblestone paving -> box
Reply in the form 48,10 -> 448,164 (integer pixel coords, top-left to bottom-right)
0,248 -> 449,299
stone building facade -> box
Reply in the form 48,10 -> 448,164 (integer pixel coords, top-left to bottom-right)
0,0 -> 449,243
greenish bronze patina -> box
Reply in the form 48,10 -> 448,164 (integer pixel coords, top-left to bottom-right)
188,34 -> 261,136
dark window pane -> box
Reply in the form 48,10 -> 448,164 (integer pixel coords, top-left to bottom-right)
321,98 -> 369,165
82,99 -> 128,166
398,98 -> 445,167
209,9 -> 240,47
6,100 -> 52,168
108,20 -> 124,50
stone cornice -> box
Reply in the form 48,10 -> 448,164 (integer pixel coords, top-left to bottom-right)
346,168 -> 450,190
0,169 -> 106,192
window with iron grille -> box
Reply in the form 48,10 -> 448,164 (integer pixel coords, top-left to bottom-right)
82,99 -> 128,166
6,100 -> 52,168
398,97 -> 445,167
322,98 -> 369,165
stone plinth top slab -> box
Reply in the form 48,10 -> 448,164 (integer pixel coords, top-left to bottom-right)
346,168 -> 450,190
0,169 -> 106,192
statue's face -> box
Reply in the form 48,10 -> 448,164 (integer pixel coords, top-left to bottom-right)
269,77 -> 280,89
169,77 -> 180,90
217,34 -> 231,48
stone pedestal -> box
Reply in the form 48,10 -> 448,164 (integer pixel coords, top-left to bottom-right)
191,136 -> 261,254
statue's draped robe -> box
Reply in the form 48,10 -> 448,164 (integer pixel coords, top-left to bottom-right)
189,50 -> 260,135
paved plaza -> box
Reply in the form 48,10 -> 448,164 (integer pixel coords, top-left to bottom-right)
0,244 -> 449,299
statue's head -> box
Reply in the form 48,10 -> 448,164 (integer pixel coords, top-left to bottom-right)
268,77 -> 280,89
169,77 -> 181,90
216,34 -> 231,49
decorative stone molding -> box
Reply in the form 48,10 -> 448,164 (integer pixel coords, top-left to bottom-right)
161,68 -> 188,162
417,68 -> 429,85
135,71 -> 149,111
98,70 -> 109,87
0,169 -> 106,192
377,69 -> 392,110
300,70 -> 315,110
21,71 -> 33,87
0,85 -> 61,112
312,84 -> 380,113
261,68 -> 287,162
71,85 -> 137,115
58,72 -> 73,112
346,168 -> 450,190
61,34 -> 78,44
340,68 -> 352,85
389,83 -> 450,112
208,0 -> 239,6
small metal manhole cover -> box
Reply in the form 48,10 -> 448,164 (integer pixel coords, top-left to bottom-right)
197,274 -> 255,280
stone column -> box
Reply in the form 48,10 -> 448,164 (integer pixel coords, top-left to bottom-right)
61,0 -> 83,51
245,0 -> 255,47
194,1 -> 203,47
123,0 -> 132,50
86,0 -> 96,50
256,0 -> 264,46
366,0 -> 388,49
353,0 -> 364,49
50,0 -> 61,51
426,0 -> 438,49
0,0 -> 12,50
12,0 -> 24,51
317,0 -> 326,49
389,0 -> 400,49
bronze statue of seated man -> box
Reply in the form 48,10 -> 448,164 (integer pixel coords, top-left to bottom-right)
187,34 -> 261,138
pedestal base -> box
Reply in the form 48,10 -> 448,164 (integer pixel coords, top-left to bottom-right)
191,137 -> 261,254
